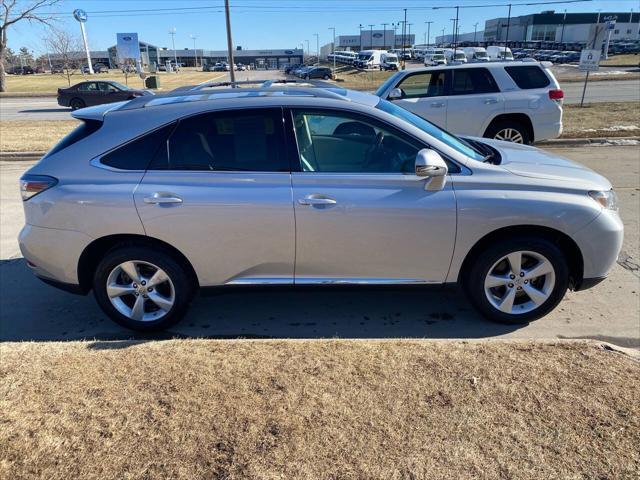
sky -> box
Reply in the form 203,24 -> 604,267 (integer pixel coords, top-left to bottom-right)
6,0 -> 639,55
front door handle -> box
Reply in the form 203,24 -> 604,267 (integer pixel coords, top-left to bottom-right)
430,102 -> 445,108
484,98 -> 499,104
144,192 -> 183,204
298,195 -> 337,206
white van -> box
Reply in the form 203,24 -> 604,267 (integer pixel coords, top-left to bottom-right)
463,47 -> 489,62
443,49 -> 467,63
486,46 -> 514,61
379,52 -> 400,71
423,49 -> 447,66
355,50 -> 386,69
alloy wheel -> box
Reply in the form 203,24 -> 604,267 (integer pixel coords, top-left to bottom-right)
106,260 -> 175,322
494,128 -> 524,143
483,250 -> 555,315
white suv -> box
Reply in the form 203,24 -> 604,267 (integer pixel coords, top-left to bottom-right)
375,62 -> 563,144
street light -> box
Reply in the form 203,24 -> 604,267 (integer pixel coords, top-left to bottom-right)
368,24 -> 374,49
425,21 -> 433,47
169,27 -> 178,71
328,27 -> 336,73
359,24 -> 363,51
381,23 -> 388,49
474,22 -> 479,43
189,34 -> 198,69
313,33 -> 319,65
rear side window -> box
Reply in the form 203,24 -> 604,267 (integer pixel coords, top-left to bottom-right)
152,108 -> 288,172
46,120 -> 102,158
504,66 -> 551,89
100,123 -> 175,170
450,68 -> 499,95
396,71 -> 446,98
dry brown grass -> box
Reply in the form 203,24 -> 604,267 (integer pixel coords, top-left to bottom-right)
2,68 -> 229,94
0,120 -> 79,152
601,54 -> 640,66
562,101 -> 640,138
1,340 -> 638,479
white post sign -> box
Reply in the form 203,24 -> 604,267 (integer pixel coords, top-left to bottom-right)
579,49 -> 601,72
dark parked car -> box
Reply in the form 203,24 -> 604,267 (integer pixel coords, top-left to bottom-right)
10,65 -> 34,75
93,63 -> 109,73
57,81 -> 151,110
301,66 -> 332,80
285,63 -> 302,74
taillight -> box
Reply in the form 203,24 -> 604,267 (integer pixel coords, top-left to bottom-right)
20,174 -> 58,201
549,89 -> 564,101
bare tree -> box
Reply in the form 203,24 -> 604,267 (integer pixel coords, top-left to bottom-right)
1,0 -> 60,91
43,27 -> 82,86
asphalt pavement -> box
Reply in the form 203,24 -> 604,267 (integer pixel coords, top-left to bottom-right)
1,145 -> 638,346
1,78 -> 639,121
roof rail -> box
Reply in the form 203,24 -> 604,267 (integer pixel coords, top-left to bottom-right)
117,85 -> 350,111
188,78 -> 336,91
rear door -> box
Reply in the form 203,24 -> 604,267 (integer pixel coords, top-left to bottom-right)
387,70 -> 448,129
134,108 -> 296,286
444,67 -> 504,137
77,82 -> 102,106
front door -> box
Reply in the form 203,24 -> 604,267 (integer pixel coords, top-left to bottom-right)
288,109 -> 457,284
134,108 -> 295,286
387,70 -> 448,130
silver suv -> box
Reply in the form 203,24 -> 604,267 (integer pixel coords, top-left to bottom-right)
19,86 -> 622,331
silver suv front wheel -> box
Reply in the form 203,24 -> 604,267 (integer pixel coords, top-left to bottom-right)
465,237 -> 569,324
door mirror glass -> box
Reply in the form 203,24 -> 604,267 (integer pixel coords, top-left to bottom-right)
388,87 -> 403,100
415,148 -> 448,190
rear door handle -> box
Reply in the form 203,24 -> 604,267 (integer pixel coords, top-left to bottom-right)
144,192 -> 183,204
484,98 -> 499,104
430,102 -> 445,108
298,195 -> 337,206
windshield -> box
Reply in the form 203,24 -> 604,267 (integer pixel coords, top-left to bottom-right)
433,54 -> 445,60
358,54 -> 372,60
376,99 -> 484,161
475,51 -> 488,58
500,51 -> 513,59
386,55 -> 398,62
110,81 -> 129,90
455,53 -> 465,59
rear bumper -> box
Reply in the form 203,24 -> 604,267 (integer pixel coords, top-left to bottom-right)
36,275 -> 86,295
573,275 -> 607,292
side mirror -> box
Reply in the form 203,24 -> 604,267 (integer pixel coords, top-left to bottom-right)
387,87 -> 403,100
415,149 -> 448,191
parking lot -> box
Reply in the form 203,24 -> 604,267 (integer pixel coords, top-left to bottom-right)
1,145 -> 638,346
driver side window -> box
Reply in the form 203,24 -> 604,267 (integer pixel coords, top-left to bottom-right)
292,110 -> 420,174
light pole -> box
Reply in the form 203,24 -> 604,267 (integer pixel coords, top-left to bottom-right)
408,23 -> 413,46
224,0 -> 235,82
560,9 -> 567,44
328,27 -> 336,72
359,24 -> 363,51
73,9 -> 93,74
190,34 -> 198,69
425,21 -> 433,47
393,23 -> 398,48
452,4 -> 459,57
402,8 -> 407,69
381,23 -> 388,49
313,33 -> 319,64
169,27 -> 178,71
305,39 -> 310,59
474,22 -> 479,43
368,24 -> 374,49
504,3 -> 512,60
441,28 -> 445,46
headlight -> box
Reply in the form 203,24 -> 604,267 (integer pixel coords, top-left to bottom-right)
589,190 -> 618,211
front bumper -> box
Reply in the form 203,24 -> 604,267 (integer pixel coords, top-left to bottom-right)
572,209 -> 624,280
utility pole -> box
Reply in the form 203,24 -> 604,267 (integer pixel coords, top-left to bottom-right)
313,33 -> 319,64
224,0 -> 235,82
359,24 -> 363,51
190,34 -> 198,69
368,24 -> 374,49
169,28 -> 178,71
381,23 -> 388,49
453,5 -> 459,57
425,21 -> 433,47
504,3 -> 512,60
329,27 -> 336,72
560,9 -> 567,44
408,23 -> 413,47
474,22 -> 479,42
402,8 -> 407,68
441,28 -> 445,46
305,39 -> 310,58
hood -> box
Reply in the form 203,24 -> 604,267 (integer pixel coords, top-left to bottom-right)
480,138 -> 612,191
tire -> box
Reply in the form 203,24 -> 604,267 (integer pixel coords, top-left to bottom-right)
69,98 -> 85,110
93,245 -> 195,331
485,119 -> 531,144
323,74 -> 330,80
464,236 -> 569,324
304,75 -> 310,80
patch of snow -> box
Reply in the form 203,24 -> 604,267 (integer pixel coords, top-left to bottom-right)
581,125 -> 639,132
592,70 -> 631,76
592,139 -> 640,146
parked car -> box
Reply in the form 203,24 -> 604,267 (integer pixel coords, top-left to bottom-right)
57,80 -> 152,110
285,63 -> 302,74
19,85 -> 622,331
380,53 -> 400,71
237,63 -> 247,71
375,62 -> 563,144
301,66 -> 332,80
10,65 -> 34,75
50,65 -> 65,74
93,63 -> 109,73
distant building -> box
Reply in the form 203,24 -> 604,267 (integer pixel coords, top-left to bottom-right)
436,31 -> 486,44
335,30 -> 416,51
483,10 -> 639,43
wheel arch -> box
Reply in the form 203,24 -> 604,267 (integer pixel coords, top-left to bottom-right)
483,113 -> 535,143
77,234 -> 199,294
457,225 -> 584,290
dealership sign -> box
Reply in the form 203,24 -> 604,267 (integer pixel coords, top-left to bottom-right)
116,33 -> 141,62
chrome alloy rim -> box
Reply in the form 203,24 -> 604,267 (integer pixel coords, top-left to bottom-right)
106,261 -> 175,322
484,251 -> 555,315
494,128 -> 524,143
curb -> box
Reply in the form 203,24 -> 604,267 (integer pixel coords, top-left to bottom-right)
0,152 -> 44,160
0,92 -> 56,98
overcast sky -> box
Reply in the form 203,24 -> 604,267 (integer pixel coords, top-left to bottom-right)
7,0 -> 638,54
